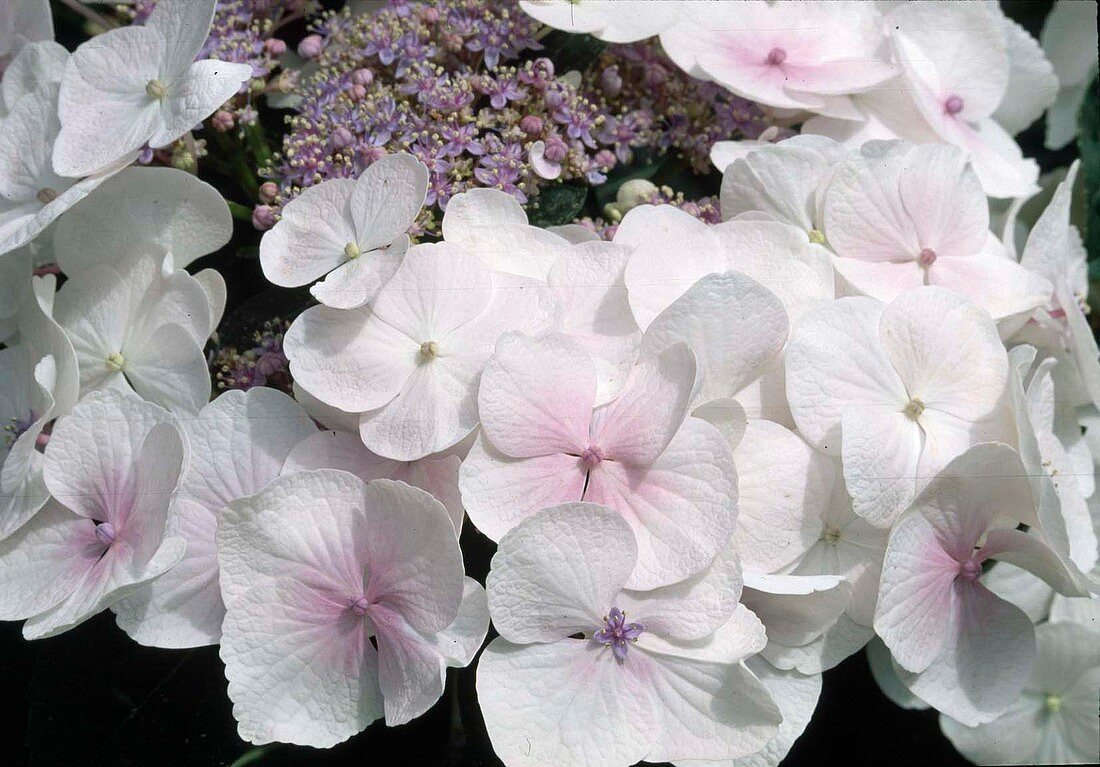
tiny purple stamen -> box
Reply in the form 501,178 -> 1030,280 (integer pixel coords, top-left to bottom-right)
94,522 -> 117,546
958,558 -> 982,582
594,607 -> 645,662
944,95 -> 964,115
350,596 -> 370,617
918,248 -> 937,268
766,47 -> 787,66
580,445 -> 604,469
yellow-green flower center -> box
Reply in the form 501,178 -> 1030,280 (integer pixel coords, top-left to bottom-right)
105,352 -> 126,371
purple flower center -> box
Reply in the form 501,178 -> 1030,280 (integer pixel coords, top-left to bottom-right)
580,445 -> 604,469
766,47 -> 787,66
94,522 -> 117,546
944,95 -> 964,115
918,248 -> 937,267
350,596 -> 370,617
958,558 -> 982,582
594,607 -> 645,662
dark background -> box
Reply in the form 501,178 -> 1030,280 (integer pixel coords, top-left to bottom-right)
1,1 -> 1091,765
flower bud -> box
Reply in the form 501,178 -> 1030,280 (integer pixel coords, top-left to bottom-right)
252,204 -> 276,230
519,115 -> 544,136
351,68 -> 374,87
212,110 -> 235,133
298,34 -> 325,60
263,38 -> 287,56
259,182 -> 279,204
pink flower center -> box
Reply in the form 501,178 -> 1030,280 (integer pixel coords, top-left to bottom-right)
349,596 -> 370,617
766,47 -> 787,66
594,607 -> 645,662
580,445 -> 604,469
958,558 -> 982,581
918,248 -> 937,267
944,95 -> 964,115
94,522 -> 117,546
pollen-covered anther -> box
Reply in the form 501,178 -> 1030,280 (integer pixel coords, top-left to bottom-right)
766,47 -> 787,66
105,352 -> 126,371
594,607 -> 645,662
903,397 -> 925,421
94,522 -> 117,546
145,79 -> 169,100
419,340 -> 439,360
918,248 -> 937,268
36,188 -> 58,205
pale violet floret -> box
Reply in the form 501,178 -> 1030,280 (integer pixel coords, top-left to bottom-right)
518,0 -> 685,44
874,443 -> 1094,726
477,502 -> 781,767
940,621 -> 1100,765
259,153 -> 428,309
54,252 -> 216,414
460,332 -> 739,589
785,287 -> 1010,526
660,1 -> 895,116
821,141 -> 1051,321
0,389 -> 187,640
284,243 -> 559,461
53,165 -> 233,273
1041,0 -> 1099,150
52,0 -> 252,177
0,271 -> 79,541
217,470 -> 488,747
112,388 -> 317,649
0,82 -> 124,257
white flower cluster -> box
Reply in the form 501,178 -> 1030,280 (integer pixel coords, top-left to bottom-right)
0,1 -> 1098,766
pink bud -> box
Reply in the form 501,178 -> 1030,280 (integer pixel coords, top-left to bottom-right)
519,115 -> 544,135
298,34 -> 325,60
600,66 -> 622,96
258,182 -> 279,204
351,68 -> 374,87
543,136 -> 568,163
595,149 -> 616,170
350,84 -> 367,101
264,38 -> 287,56
212,110 -> 235,133
252,205 -> 276,230
332,127 -> 355,150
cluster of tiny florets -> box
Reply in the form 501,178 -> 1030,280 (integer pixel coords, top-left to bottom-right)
210,318 -> 293,394
578,185 -> 724,240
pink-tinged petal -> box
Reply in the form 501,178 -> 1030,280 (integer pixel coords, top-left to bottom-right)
741,573 -> 851,649
370,602 -> 452,726
459,434 -> 587,542
283,430 -> 464,536
617,547 -> 742,641
486,502 -> 635,643
734,419 -> 831,572
928,251 -> 1051,321
874,511 -> 961,674
477,638 -> 655,767
220,577 -> 381,748
897,145 -> 990,259
349,153 -> 428,252
0,501 -> 101,621
218,470 -> 373,608
258,179 -> 357,288
284,303 -> 418,414
897,581 -> 1036,726
120,422 -> 187,564
627,643 -> 782,762
840,407 -> 923,526
308,235 -> 407,310
833,256 -> 927,305
618,204 -> 724,330
640,271 -> 788,406
585,418 -> 737,590
878,287 -> 1008,422
590,343 -> 696,466
785,297 -> 908,452
42,389 -> 172,522
478,333 -> 595,458
359,479 -> 464,634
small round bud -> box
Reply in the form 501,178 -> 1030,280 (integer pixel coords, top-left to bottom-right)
519,115 -> 544,135
332,127 -> 355,150
258,181 -> 279,204
600,65 -> 622,96
944,95 -> 964,115
616,179 -> 658,211
350,84 -> 367,101
766,47 -> 787,66
252,204 -> 276,230
212,110 -> 235,133
543,136 -> 568,163
351,68 -> 374,87
263,38 -> 287,56
298,34 -> 325,60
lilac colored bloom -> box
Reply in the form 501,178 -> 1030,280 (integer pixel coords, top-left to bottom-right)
594,607 -> 645,662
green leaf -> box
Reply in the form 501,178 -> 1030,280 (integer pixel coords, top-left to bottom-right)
540,30 -> 607,73
1077,74 -> 1100,262
526,184 -> 589,227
